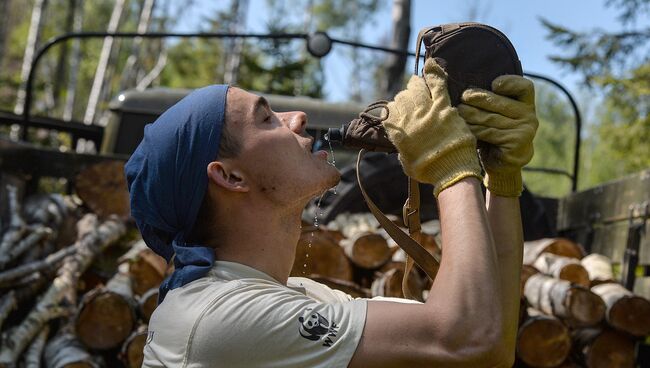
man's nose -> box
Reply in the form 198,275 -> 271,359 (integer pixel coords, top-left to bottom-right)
283,111 -> 307,134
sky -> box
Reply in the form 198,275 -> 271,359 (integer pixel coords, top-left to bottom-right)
174,0 -> 648,112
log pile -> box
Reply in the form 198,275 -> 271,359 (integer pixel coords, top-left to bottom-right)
0,184 -> 153,368
293,212 -> 441,301
517,237 -> 650,367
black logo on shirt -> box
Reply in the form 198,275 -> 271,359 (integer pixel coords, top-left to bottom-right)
298,309 -> 339,348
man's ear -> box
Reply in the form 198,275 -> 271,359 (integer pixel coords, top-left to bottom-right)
207,161 -> 249,192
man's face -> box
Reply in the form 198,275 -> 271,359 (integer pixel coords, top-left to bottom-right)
225,87 -> 340,207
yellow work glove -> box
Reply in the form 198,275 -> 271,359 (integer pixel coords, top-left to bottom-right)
383,58 -> 482,197
457,75 -> 539,197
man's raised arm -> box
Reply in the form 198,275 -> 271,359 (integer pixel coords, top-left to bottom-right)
349,59 -> 508,368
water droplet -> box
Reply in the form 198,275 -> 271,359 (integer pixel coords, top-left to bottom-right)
326,136 -> 337,167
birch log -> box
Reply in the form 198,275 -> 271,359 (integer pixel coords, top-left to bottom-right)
591,282 -> 650,336
0,245 -> 76,287
308,276 -> 371,299
516,308 -> 571,368
520,265 -> 540,295
523,238 -> 585,265
572,328 -> 635,368
0,215 -> 125,366
23,325 -> 49,368
581,254 -> 615,286
75,270 -> 137,350
127,248 -> 167,296
43,333 -> 102,368
120,324 -> 147,368
341,232 -> 391,269
523,273 -> 605,327
533,253 -> 590,287
0,185 -> 26,256
139,287 -> 159,322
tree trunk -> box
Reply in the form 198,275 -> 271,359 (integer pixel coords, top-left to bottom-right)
516,308 -> 571,368
119,0 -> 156,90
62,0 -> 84,121
75,270 -> 137,350
572,328 -> 635,368
591,282 -> 650,337
222,0 -> 249,85
523,238 -> 585,265
533,253 -> 590,287
14,0 -> 48,115
341,232 -> 391,269
51,0 -> 77,111
291,230 -> 353,281
83,0 -> 126,124
523,273 -> 605,327
581,253 -> 615,286
0,215 -> 125,366
381,0 -> 411,99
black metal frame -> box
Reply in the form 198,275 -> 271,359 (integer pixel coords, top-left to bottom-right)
18,31 -> 582,191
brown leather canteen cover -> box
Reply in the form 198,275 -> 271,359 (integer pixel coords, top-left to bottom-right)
332,22 -> 523,152
415,22 -> 523,106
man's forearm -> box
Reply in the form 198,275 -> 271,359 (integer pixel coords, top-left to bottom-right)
431,178 -> 504,354
485,191 -> 524,363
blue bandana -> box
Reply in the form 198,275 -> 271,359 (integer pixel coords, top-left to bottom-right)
124,84 -> 229,302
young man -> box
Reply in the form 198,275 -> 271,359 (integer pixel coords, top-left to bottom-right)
126,58 -> 537,367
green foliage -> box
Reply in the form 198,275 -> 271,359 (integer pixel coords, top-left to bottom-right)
541,0 -> 650,189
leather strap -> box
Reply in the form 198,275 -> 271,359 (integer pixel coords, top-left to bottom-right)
401,177 -> 422,299
356,150 -> 440,284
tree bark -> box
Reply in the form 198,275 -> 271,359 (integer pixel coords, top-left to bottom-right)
0,185 -> 27,258
533,253 -> 590,287
0,245 -> 76,287
0,215 -> 125,366
43,332 -> 102,368
581,253 -> 615,286
13,0 -> 48,115
523,273 -> 605,327
23,325 -> 49,368
523,238 -> 585,265
516,308 -> 571,368
83,0 -> 126,124
591,282 -> 650,337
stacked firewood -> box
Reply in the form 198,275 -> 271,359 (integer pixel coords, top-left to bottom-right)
517,238 -> 650,368
0,161 -> 158,368
293,212 -> 441,302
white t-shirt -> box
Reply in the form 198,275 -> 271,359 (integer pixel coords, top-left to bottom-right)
142,261 -> 368,368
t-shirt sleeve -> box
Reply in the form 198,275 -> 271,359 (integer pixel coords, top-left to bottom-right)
186,280 -> 367,368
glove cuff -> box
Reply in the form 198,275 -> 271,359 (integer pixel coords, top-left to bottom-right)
408,141 -> 483,197
484,171 -> 523,197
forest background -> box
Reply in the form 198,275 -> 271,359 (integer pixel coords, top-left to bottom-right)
0,0 -> 648,198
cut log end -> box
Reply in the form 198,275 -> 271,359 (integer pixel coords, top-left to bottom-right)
75,290 -> 136,350
343,233 -> 391,269
583,330 -> 636,368
608,294 -> 650,337
557,263 -> 590,288
121,328 -> 147,368
517,313 -> 571,367
291,231 -> 353,281
371,268 -> 424,301
566,287 -> 606,327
